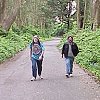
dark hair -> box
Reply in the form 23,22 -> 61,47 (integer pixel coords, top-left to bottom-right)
67,36 -> 73,40
32,38 -> 41,46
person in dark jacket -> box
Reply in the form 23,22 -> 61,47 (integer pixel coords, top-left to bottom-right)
62,36 -> 79,78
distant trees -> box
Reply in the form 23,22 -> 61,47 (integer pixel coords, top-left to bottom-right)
76,0 -> 100,30
0,0 -> 46,31
0,0 -> 100,32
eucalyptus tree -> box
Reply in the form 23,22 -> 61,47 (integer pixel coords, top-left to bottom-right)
0,0 -> 6,24
92,0 -> 100,30
0,0 -> 22,31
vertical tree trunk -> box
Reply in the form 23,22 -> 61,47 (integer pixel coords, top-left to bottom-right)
90,0 -> 94,30
96,0 -> 100,28
1,0 -> 21,31
92,0 -> 100,30
76,0 -> 80,29
15,0 -> 22,27
83,0 -> 87,29
0,0 -> 6,24
16,9 -> 22,27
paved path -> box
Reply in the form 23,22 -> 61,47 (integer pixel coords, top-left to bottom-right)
0,38 -> 100,100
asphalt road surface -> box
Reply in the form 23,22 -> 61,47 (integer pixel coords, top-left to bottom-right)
0,38 -> 100,100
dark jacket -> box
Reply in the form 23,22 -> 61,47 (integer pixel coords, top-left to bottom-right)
62,42 -> 79,58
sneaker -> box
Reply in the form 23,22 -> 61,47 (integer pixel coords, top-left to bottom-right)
31,77 -> 36,81
39,76 -> 43,79
65,74 -> 69,78
70,74 -> 73,77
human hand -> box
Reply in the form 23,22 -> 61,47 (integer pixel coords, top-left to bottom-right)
62,54 -> 63,58
30,57 -> 32,61
39,56 -> 42,60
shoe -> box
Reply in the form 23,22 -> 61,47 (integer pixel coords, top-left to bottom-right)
31,77 -> 36,81
65,74 -> 69,78
39,76 -> 43,79
70,74 -> 73,77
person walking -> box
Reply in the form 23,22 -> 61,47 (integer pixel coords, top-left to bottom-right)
30,35 -> 45,81
62,36 -> 79,78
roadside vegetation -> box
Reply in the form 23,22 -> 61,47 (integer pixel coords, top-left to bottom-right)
0,26 -> 51,63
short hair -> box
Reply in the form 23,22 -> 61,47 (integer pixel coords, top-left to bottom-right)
67,36 -> 73,40
33,35 -> 39,39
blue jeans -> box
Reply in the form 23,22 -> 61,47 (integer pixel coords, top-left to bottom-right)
65,57 -> 74,75
31,58 -> 43,78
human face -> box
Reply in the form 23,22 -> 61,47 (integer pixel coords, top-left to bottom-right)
68,37 -> 73,43
33,37 -> 39,43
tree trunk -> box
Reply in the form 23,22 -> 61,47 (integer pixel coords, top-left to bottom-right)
76,0 -> 80,29
16,9 -> 22,27
83,0 -> 87,29
92,0 -> 100,30
2,7 -> 20,31
0,0 -> 6,24
15,0 -> 22,27
96,0 -> 100,28
90,0 -> 94,30
1,0 -> 22,31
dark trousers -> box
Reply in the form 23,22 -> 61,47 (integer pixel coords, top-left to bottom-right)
37,60 -> 42,76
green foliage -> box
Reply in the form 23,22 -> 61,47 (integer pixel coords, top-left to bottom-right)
0,28 -> 8,36
0,26 -> 50,63
60,28 -> 100,80
49,23 -> 68,36
47,0 -> 67,17
75,29 -> 100,80
0,32 -> 31,63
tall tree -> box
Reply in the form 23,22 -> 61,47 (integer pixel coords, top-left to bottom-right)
0,0 -> 6,24
92,0 -> 100,30
83,0 -> 87,29
1,0 -> 21,31
76,0 -> 80,29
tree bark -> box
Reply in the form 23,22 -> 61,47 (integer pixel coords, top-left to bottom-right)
76,0 -> 80,29
0,0 -> 6,24
92,0 -> 100,30
96,0 -> 100,28
1,6 -> 20,31
1,0 -> 22,31
83,0 -> 87,29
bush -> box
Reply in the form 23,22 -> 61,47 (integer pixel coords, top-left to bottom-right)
0,26 -> 51,63
0,31 -> 31,63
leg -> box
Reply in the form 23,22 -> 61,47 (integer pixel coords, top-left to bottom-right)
70,57 -> 74,74
31,58 -> 37,79
37,60 -> 43,76
65,57 -> 71,75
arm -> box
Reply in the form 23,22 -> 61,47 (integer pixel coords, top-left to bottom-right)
40,50 -> 44,57
62,44 -> 65,58
73,43 -> 79,56
30,49 -> 32,59
39,43 -> 45,60
30,43 -> 32,60
75,43 -> 79,54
